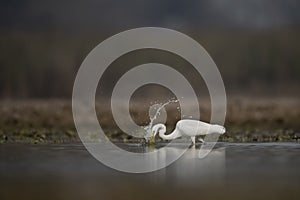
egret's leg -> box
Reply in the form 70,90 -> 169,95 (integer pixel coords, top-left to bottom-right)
191,136 -> 196,145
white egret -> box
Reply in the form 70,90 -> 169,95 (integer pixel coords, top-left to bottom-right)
151,119 -> 225,144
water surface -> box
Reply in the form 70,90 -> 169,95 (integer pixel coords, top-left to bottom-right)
0,143 -> 299,200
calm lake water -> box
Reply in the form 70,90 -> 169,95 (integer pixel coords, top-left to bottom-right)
0,143 -> 299,200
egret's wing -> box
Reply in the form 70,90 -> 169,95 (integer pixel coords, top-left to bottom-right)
177,120 -> 211,136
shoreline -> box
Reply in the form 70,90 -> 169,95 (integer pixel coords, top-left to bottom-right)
0,96 -> 299,144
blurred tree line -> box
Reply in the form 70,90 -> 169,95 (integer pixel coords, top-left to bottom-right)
0,29 -> 299,98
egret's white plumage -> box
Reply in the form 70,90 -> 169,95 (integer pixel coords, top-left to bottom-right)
151,119 -> 225,144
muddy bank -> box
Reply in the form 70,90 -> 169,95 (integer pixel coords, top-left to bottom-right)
0,96 -> 299,143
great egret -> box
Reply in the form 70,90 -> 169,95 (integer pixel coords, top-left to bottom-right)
150,119 -> 226,144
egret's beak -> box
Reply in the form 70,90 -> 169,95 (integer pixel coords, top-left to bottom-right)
149,131 -> 155,144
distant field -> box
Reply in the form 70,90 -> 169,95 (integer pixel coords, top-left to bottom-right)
0,29 -> 299,98
0,96 -> 299,143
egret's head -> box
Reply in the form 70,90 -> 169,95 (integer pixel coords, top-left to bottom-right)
149,125 -> 158,144
150,124 -> 166,142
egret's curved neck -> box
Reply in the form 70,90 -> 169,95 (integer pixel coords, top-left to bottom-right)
158,126 -> 180,140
